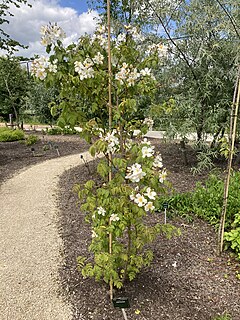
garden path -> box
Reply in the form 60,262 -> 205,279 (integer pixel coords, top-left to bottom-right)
0,152 -> 94,320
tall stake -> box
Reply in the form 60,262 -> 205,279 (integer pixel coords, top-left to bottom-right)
217,66 -> 240,255
107,0 -> 113,300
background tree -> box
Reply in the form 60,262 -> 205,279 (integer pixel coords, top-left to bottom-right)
0,56 -> 30,124
24,81 -> 58,125
0,0 -> 31,53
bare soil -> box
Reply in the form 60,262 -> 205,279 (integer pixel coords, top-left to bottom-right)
1,134 -> 240,320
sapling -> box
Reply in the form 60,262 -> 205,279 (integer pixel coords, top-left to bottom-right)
32,15 -> 179,293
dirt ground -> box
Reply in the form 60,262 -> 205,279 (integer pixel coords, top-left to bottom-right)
1,133 -> 240,320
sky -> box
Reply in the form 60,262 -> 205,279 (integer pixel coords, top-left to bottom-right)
2,0 -> 100,58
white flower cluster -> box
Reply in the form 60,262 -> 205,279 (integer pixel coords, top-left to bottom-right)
143,117 -> 154,129
130,187 -> 156,212
97,206 -> 106,216
74,59 -> 94,80
159,168 -> 167,183
142,145 -> 155,158
124,25 -> 145,42
139,138 -> 166,183
91,25 -> 108,48
74,53 -> 104,80
93,52 -> 104,65
146,43 -> 168,58
110,213 -> 120,222
153,154 -> 163,169
125,163 -> 146,183
31,56 -> 58,80
104,130 -> 120,154
93,208 -> 120,225
40,23 -> 66,47
115,33 -> 126,47
115,63 -> 154,87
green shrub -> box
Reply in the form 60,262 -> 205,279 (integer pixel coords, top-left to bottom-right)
167,171 -> 240,259
0,127 -> 10,132
46,126 -> 77,135
25,134 -> 39,146
0,128 -> 25,142
212,314 -> 232,320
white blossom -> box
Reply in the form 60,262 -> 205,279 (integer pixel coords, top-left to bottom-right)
92,33 -> 108,48
140,68 -> 152,77
110,214 -> 120,222
124,25 -> 144,42
93,52 -> 104,65
92,230 -> 98,238
97,206 -> 106,216
142,146 -> 155,158
115,63 -> 140,87
40,23 -> 66,47
48,59 -> 58,73
141,138 -> 151,145
31,56 -> 50,80
125,138 -> 133,150
97,24 -> 106,34
153,154 -> 163,169
74,60 -> 95,80
144,187 -> 157,200
125,163 -> 146,183
116,33 -> 126,45
159,168 -> 167,183
144,202 -> 155,212
130,193 -> 136,201
134,193 -> 147,207
146,43 -> 168,58
143,117 -> 154,128
104,130 -> 119,154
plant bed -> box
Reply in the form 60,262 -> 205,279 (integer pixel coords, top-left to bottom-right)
57,140 -> 240,320
0,132 -> 89,184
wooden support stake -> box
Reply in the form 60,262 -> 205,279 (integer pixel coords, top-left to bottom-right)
107,0 -> 113,300
218,66 -> 240,255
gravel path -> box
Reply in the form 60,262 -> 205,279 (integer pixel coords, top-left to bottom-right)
0,152 -> 94,320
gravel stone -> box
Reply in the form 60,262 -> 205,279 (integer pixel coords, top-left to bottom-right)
0,152 -> 94,320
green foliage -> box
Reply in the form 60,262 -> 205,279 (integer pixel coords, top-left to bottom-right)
225,216 -> 240,260
24,81 -> 58,124
167,171 -> 240,259
0,0 -> 31,53
25,134 -> 39,146
0,56 -> 29,122
148,0 -> 237,145
212,314 -> 232,320
46,126 -> 77,135
0,127 -> 24,142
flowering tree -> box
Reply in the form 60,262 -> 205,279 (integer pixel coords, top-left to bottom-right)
32,21 -> 179,290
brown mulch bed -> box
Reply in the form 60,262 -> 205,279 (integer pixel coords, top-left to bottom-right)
0,131 -> 89,184
57,140 -> 240,320
1,135 -> 240,320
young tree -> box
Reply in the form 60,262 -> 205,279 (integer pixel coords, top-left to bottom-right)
31,21 -> 178,290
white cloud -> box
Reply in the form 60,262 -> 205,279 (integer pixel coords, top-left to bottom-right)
1,0 -> 99,58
